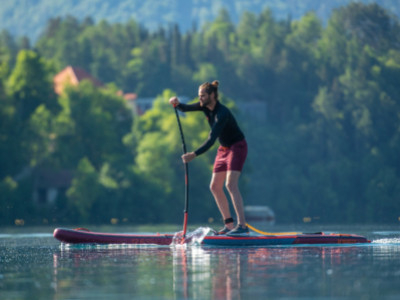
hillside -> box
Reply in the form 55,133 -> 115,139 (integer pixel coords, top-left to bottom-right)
1,0 -> 399,43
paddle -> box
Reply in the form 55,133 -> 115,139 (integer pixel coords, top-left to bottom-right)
173,105 -> 189,239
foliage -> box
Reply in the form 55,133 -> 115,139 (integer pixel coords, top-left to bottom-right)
2,0 -> 400,43
0,2 -> 400,226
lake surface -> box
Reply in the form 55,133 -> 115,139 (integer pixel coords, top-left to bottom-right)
1,224 -> 400,299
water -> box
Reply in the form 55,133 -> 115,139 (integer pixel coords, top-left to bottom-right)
1,225 -> 400,300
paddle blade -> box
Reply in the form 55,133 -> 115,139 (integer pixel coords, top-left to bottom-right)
171,231 -> 189,245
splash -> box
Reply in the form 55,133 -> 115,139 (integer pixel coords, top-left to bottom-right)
372,238 -> 400,244
170,227 -> 211,247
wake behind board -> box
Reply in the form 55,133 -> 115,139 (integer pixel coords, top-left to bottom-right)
53,228 -> 370,246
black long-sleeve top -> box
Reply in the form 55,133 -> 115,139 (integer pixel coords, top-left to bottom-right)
176,101 -> 245,156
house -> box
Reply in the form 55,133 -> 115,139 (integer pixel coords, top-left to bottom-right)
244,205 -> 275,225
53,66 -> 193,116
13,165 -> 73,205
53,66 -> 148,115
33,168 -> 74,205
53,66 -> 104,95
124,95 -> 157,115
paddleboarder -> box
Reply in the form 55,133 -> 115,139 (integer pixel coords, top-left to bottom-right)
169,80 -> 249,236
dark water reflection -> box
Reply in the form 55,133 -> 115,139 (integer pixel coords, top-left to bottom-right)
1,227 -> 400,299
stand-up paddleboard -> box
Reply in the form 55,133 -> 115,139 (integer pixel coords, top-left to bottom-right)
53,228 -> 370,246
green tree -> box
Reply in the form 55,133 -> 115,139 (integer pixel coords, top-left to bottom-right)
2,50 -> 57,174
7,50 -> 57,120
0,73 -> 19,177
67,157 -> 101,223
35,16 -> 84,71
0,30 -> 18,69
54,81 -> 132,169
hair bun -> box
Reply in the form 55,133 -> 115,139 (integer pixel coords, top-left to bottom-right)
211,80 -> 219,87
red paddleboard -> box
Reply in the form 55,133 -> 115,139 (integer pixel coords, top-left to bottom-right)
53,228 -> 370,246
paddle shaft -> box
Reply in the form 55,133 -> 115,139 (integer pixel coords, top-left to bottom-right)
174,106 -> 189,238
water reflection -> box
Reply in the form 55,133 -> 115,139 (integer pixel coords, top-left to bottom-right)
2,228 -> 397,300
51,244 -> 397,300
188,246 -> 377,300
53,246 -> 175,299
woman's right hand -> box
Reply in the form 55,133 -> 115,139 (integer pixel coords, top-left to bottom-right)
169,96 -> 179,107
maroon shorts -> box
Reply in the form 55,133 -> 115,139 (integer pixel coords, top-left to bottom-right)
213,139 -> 248,173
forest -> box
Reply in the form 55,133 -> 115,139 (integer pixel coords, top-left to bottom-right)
0,2 -> 399,226
2,0 -> 399,43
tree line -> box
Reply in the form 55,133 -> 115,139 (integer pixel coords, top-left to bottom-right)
0,2 -> 400,226
4,0 -> 399,44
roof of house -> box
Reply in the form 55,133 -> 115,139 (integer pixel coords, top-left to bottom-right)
53,66 -> 103,95
123,93 -> 137,101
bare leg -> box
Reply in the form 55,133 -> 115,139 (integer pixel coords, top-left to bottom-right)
210,172 -> 234,229
225,170 -> 246,226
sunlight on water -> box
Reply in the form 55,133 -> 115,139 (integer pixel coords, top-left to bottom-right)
60,243 -> 165,250
371,231 -> 400,244
0,233 -> 52,238
372,238 -> 400,244
171,227 -> 211,247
